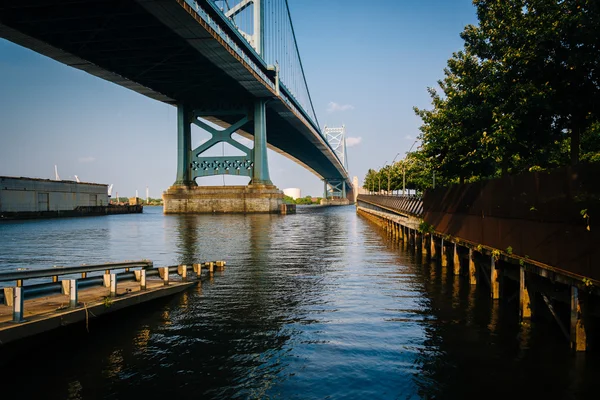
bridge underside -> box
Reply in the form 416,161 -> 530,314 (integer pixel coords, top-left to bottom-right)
0,0 -> 349,186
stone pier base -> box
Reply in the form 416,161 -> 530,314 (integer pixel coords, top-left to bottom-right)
320,198 -> 351,206
162,185 -> 284,214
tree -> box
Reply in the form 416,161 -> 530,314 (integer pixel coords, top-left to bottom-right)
415,0 -> 600,185
363,169 -> 378,192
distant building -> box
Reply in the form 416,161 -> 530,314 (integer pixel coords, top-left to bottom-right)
0,176 -> 108,216
283,188 -> 301,200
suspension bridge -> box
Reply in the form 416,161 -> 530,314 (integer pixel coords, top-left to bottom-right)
0,0 -> 352,212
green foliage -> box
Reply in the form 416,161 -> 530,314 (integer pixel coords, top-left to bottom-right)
491,249 -> 500,261
413,0 -> 600,184
476,244 -> 483,252
283,195 -> 295,204
418,220 -> 435,234
506,246 -> 513,255
103,296 -> 113,308
362,150 -> 445,194
581,209 -> 591,231
142,197 -> 163,206
283,195 -> 320,205
295,196 -> 319,205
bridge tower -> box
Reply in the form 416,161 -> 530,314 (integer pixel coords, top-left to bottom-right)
163,0 -> 283,213
322,125 -> 349,202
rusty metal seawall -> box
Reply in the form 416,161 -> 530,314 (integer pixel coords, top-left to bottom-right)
423,164 -> 600,281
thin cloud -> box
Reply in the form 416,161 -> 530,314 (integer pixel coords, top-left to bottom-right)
327,101 -> 355,113
78,156 -> 95,163
404,135 -> 413,140
346,137 -> 362,147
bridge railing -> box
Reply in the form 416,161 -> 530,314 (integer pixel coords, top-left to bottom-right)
207,0 -> 320,129
357,194 -> 424,218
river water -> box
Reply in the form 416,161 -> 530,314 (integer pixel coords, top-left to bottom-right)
0,206 -> 598,399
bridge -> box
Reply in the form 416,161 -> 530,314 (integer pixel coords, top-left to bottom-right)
0,0 -> 352,212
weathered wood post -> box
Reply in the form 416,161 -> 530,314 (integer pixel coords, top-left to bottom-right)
453,243 -> 461,275
178,265 -> 188,281
441,238 -> 448,268
519,265 -> 531,319
109,274 -> 117,297
570,286 -> 587,351
490,256 -> 500,299
468,249 -> 477,285
161,267 -> 170,285
13,284 -> 24,322
62,279 -> 79,308
140,269 -> 147,290
430,235 -> 437,260
193,263 -> 202,276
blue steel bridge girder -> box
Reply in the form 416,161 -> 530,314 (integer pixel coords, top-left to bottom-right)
174,100 -> 273,185
323,179 -> 346,199
190,110 -> 255,180
251,98 -> 272,185
175,103 -> 196,186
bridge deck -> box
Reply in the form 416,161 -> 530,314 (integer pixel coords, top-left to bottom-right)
0,0 -> 348,183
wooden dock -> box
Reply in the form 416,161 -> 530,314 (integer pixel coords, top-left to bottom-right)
0,260 -> 225,346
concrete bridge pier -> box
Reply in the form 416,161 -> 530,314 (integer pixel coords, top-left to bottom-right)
321,178 -> 351,206
163,102 -> 283,213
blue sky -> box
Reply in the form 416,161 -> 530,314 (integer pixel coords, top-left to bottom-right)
0,0 -> 477,198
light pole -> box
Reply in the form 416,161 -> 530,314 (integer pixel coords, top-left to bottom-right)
378,161 -> 386,193
387,152 -> 400,194
402,140 -> 418,196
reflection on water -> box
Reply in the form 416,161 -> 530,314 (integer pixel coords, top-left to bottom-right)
0,206 -> 599,399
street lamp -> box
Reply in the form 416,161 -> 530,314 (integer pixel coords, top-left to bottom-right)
387,152 -> 400,194
378,161 -> 387,193
402,140 -> 418,196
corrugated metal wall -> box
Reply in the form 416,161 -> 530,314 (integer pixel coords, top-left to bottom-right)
423,164 -> 600,280
0,177 -> 108,212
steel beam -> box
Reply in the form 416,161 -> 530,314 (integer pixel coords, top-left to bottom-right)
175,103 -> 195,186
251,98 -> 272,184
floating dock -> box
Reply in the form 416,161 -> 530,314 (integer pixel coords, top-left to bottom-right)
0,260 -> 225,345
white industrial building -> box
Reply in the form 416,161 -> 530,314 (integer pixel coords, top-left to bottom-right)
283,188 -> 301,200
0,176 -> 109,213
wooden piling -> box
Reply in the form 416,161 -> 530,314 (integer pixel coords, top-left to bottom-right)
177,265 -> 188,281
453,243 -> 460,275
490,256 -> 500,300
161,267 -> 169,285
519,266 -> 531,319
109,274 -> 117,297
430,235 -> 437,260
140,269 -> 147,290
441,238 -> 448,268
570,286 -> 587,351
468,249 -> 477,285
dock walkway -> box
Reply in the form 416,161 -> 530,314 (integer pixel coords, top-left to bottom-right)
0,260 -> 225,345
